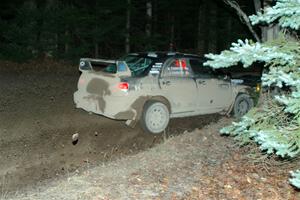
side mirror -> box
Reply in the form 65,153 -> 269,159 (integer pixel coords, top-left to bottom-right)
217,74 -> 229,80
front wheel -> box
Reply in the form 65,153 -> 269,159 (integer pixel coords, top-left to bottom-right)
140,101 -> 170,134
233,94 -> 254,118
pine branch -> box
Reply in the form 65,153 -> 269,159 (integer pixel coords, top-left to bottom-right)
223,0 -> 261,42
290,170 -> 300,189
204,39 -> 295,68
208,0 -> 300,190
250,0 -> 300,30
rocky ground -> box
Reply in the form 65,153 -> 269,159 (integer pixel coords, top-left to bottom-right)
0,61 -> 299,199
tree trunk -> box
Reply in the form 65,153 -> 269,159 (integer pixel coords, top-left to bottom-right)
23,0 -> 35,8
208,2 -> 217,53
55,33 -> 58,53
253,0 -> 262,13
152,0 -> 158,36
216,4 -> 224,52
203,2 -> 211,53
125,0 -> 131,54
46,0 -> 55,8
262,0 -> 279,41
197,3 -> 205,54
253,0 -> 276,107
95,43 -> 99,58
65,29 -> 69,54
253,0 -> 279,42
224,12 -> 233,50
145,1 -> 152,37
169,14 -> 175,51
262,25 -> 279,42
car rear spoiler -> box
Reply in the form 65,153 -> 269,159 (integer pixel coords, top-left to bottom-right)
79,58 -> 131,77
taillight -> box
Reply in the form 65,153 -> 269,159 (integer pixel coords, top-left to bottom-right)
118,82 -> 129,92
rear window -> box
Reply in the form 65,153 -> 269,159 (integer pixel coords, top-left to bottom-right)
104,55 -> 155,77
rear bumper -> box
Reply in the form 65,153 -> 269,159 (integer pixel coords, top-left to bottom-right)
73,90 -> 136,120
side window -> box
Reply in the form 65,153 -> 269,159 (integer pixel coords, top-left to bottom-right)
163,58 -> 193,77
189,59 -> 213,77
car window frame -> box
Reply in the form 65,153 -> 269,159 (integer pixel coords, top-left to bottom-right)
160,57 -> 194,78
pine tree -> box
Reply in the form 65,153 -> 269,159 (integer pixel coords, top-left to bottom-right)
204,0 -> 300,188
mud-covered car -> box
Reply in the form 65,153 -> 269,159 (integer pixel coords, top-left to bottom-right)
74,52 -> 254,134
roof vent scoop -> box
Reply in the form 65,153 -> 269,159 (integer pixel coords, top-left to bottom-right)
79,60 -> 92,71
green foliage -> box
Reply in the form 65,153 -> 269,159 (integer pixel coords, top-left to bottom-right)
250,0 -> 300,30
221,101 -> 300,157
290,170 -> 300,188
204,0 -> 300,189
204,39 -> 295,68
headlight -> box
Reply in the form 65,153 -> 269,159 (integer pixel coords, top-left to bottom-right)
256,83 -> 261,92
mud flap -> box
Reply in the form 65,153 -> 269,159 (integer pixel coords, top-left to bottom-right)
126,120 -> 136,128
225,102 -> 234,117
125,108 -> 139,128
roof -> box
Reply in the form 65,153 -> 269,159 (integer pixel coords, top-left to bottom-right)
128,51 -> 202,59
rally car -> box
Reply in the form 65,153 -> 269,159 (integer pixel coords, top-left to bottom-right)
74,52 -> 254,134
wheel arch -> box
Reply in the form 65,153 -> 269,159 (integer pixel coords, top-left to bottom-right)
126,95 -> 171,128
227,87 -> 252,115
229,91 -> 254,117
146,96 -> 171,112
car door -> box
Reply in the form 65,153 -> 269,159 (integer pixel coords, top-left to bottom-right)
189,58 -> 233,113
159,58 -> 198,114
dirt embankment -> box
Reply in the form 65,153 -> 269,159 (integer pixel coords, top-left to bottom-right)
4,118 -> 299,200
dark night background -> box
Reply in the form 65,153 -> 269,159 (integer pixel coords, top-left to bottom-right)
0,0 -> 256,61
2,1 -> 299,198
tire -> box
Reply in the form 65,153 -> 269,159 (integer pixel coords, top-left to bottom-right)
233,93 -> 254,118
140,101 -> 170,134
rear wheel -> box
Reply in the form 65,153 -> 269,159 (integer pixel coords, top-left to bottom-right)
233,94 -> 253,118
141,101 -> 170,134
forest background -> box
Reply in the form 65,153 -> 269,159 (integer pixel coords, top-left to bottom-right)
0,0 -> 256,61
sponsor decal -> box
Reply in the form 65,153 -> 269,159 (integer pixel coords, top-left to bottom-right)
150,63 -> 163,74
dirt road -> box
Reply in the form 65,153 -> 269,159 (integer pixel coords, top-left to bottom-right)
0,71 -> 219,193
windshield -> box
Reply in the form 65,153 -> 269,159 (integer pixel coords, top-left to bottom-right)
104,55 -> 154,77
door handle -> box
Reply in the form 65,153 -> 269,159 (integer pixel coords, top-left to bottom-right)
162,80 -> 171,86
218,83 -> 229,88
198,80 -> 206,85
